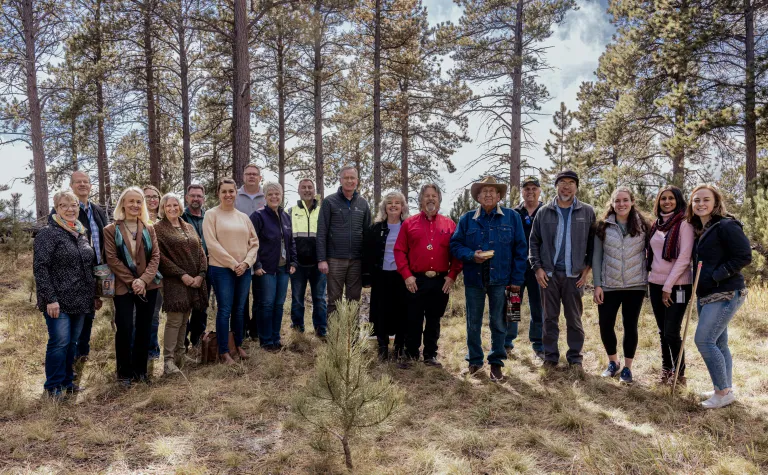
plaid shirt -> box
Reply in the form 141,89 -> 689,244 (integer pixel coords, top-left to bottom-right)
81,201 -> 102,264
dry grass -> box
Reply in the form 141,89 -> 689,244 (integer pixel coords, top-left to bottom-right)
0,250 -> 767,473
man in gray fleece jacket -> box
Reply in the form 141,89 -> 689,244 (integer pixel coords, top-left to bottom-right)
529,170 -> 596,368
316,165 -> 372,319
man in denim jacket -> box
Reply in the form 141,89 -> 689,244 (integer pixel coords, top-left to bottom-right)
450,177 -> 528,382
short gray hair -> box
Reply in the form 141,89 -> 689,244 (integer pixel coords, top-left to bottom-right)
158,193 -> 183,220
374,191 -> 409,223
263,181 -> 283,196
418,183 -> 442,207
53,190 -> 79,208
338,165 -> 358,180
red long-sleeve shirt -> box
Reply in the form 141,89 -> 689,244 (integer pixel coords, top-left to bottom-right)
394,211 -> 462,280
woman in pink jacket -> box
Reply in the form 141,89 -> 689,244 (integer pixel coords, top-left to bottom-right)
646,186 -> 694,386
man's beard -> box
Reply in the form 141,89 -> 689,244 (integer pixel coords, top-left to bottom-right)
557,193 -> 573,203
190,202 -> 202,209
425,203 -> 437,213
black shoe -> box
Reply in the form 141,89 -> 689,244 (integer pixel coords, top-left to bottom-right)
423,357 -> 442,367
601,361 -> 621,378
378,347 -> 389,362
292,325 -> 305,333
533,351 -> 545,361
490,364 -> 504,382
468,364 -> 482,375
543,360 -> 558,369
65,384 -> 84,394
44,388 -> 65,400
117,378 -> 132,389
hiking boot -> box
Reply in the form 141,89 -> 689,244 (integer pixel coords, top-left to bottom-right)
378,347 -> 389,362
65,384 -> 84,394
423,357 -> 442,367
601,361 -> 621,378
291,325 -> 305,333
468,364 -> 482,375
533,351 -> 545,361
542,360 -> 558,369
164,360 -> 181,375
658,369 -> 672,385
619,367 -> 633,384
490,364 -> 504,382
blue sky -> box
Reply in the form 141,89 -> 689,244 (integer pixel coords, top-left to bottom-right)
1,0 -> 614,212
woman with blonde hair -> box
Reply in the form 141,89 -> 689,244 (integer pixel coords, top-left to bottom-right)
687,184 -> 751,408
154,193 -> 208,374
592,186 -> 650,384
34,190 -> 102,397
363,190 -> 410,360
104,187 -> 162,386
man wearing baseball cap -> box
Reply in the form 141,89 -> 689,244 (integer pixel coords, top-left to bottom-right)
507,177 -> 545,360
529,170 -> 596,370
450,177 -> 528,382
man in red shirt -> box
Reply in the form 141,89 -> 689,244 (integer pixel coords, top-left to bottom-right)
394,183 -> 463,366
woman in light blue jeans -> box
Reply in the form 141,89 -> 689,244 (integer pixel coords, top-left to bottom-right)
687,184 -> 752,409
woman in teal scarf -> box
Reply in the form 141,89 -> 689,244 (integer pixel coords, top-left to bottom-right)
104,187 -> 162,387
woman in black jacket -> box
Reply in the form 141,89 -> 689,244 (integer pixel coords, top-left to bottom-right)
687,184 -> 752,409
34,190 -> 102,398
363,191 -> 410,360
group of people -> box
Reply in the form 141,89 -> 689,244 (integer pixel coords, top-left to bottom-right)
33,166 -> 751,409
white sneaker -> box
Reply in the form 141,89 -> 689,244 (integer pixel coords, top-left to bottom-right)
164,360 -> 181,375
700,387 -> 736,399
701,391 -> 736,409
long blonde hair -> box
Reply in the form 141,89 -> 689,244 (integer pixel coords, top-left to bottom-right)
113,187 -> 151,224
375,191 -> 409,223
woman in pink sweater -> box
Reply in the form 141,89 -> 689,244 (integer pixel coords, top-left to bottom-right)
646,186 -> 694,386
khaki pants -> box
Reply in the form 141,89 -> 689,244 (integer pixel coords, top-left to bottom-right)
326,258 -> 363,319
164,311 -> 190,362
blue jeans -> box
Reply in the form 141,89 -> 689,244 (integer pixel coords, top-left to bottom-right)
695,290 -> 746,391
148,291 -> 163,357
505,270 -> 543,352
258,265 -> 290,346
209,265 -> 251,354
290,264 -> 327,334
44,311 -> 86,392
76,312 -> 95,358
465,285 -> 507,366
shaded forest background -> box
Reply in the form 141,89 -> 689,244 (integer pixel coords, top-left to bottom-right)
1,0 -> 768,234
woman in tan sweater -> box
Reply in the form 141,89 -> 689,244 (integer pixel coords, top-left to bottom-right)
203,178 -> 259,364
104,187 -> 161,386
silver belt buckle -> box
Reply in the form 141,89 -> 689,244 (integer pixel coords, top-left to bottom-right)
425,271 -> 437,278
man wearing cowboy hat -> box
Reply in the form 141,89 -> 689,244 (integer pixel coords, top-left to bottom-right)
528,169 -> 596,370
450,176 -> 528,382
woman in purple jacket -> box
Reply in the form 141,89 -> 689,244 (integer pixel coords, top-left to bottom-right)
250,182 -> 297,351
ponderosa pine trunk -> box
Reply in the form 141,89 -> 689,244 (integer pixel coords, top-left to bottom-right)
232,0 -> 250,186
179,9 -> 192,193
143,0 -> 161,188
745,0 -> 757,195
277,21 -> 286,195
22,0 -> 49,221
372,0 -> 382,207
313,0 -> 324,197
509,0 -> 523,202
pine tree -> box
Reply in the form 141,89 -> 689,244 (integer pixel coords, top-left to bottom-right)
444,0 -> 576,202
543,102 -> 574,173
293,298 -> 402,470
449,188 -> 474,223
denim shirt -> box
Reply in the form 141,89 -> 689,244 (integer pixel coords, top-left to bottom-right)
450,204 -> 528,288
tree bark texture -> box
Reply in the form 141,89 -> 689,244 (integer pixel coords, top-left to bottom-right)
232,0 -> 251,186
372,0 -> 382,207
509,0 -> 523,203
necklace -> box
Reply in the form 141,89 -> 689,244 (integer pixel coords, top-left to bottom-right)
125,222 -> 138,239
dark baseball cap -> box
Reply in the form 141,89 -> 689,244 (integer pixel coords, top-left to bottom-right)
521,177 -> 540,188
554,169 -> 579,187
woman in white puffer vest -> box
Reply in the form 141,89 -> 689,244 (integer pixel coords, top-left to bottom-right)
592,187 -> 651,384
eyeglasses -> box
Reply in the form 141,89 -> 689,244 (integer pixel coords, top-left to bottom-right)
57,204 -> 79,210
145,196 -> 159,200
480,190 -> 498,196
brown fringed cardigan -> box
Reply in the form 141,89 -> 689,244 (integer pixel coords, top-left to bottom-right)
154,218 -> 209,313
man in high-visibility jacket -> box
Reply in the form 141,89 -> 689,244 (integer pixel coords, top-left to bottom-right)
288,178 -> 327,337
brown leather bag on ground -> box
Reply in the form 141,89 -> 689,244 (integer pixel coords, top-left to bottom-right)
200,331 -> 237,364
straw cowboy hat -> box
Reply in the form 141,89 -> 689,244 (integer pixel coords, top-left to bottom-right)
471,176 -> 508,202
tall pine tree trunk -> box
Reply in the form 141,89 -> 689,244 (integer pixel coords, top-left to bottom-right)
313,0 -> 324,197
232,0 -> 250,186
400,84 -> 409,198
277,22 -> 286,194
179,10 -> 192,193
671,101 -> 686,188
22,0 -> 49,220
144,0 -> 161,188
373,0 -> 382,207
94,0 -> 110,208
509,0 -> 523,202
745,0 -> 757,195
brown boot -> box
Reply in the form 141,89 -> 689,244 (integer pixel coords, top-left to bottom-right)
658,369 -> 672,385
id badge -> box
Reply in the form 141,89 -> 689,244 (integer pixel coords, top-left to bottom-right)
676,288 -> 686,304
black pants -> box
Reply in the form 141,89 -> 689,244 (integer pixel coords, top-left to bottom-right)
405,275 -> 450,360
649,283 -> 691,376
243,275 -> 261,340
186,282 -> 211,347
597,289 -> 645,359
370,270 -> 408,355
114,289 -> 158,381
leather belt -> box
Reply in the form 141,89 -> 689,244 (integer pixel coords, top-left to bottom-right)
414,271 -> 446,279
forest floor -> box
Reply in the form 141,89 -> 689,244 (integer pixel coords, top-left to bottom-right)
1,251 -> 767,474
